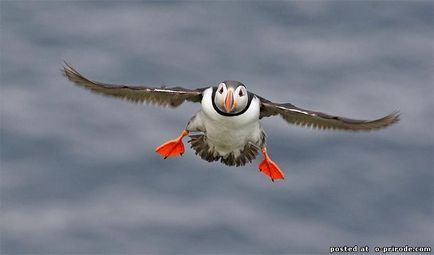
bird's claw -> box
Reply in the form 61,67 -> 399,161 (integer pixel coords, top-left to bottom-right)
155,130 -> 188,158
258,147 -> 285,181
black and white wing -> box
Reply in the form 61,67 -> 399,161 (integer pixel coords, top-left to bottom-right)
63,63 -> 205,107
258,96 -> 399,131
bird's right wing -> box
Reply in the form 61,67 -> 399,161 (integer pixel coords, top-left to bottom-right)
63,63 -> 206,107
257,95 -> 400,131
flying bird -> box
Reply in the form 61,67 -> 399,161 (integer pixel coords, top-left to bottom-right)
62,63 -> 399,181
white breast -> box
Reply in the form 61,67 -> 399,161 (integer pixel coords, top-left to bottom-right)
199,87 -> 262,157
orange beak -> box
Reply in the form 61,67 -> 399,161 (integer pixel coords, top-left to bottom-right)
224,89 -> 234,113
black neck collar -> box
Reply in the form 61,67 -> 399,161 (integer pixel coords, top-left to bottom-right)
211,87 -> 253,117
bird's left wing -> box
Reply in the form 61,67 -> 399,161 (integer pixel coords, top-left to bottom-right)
63,63 -> 205,107
257,95 -> 399,131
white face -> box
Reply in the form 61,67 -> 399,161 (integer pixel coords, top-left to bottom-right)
214,82 -> 248,114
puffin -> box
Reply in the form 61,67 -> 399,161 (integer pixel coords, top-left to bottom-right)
62,63 -> 399,181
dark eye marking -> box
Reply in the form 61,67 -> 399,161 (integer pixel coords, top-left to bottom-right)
219,87 -> 224,94
239,89 -> 244,97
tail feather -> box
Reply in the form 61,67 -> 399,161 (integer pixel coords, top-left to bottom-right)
188,134 -> 259,167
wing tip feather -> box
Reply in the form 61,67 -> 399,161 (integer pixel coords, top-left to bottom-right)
349,110 -> 400,132
62,61 -> 85,84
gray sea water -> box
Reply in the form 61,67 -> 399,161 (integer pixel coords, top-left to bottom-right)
1,1 -> 433,254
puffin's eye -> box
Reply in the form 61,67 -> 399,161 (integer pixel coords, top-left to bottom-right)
239,89 -> 244,97
219,87 -> 224,94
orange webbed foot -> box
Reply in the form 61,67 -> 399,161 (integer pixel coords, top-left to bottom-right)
258,147 -> 285,182
155,130 -> 189,159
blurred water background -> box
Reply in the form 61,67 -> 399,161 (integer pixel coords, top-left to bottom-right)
1,1 -> 433,253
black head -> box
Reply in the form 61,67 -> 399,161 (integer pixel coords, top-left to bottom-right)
212,80 -> 252,116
